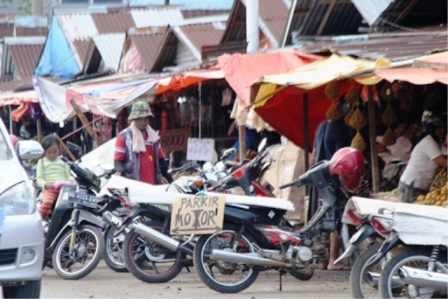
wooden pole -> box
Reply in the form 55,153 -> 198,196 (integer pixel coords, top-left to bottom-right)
53,133 -> 77,162
36,118 -> 43,143
238,125 -> 246,162
69,99 -> 99,147
368,86 -> 380,193
303,93 -> 310,171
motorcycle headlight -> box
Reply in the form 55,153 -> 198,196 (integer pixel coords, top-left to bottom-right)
0,182 -> 35,215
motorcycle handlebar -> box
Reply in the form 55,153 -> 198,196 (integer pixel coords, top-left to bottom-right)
168,162 -> 198,175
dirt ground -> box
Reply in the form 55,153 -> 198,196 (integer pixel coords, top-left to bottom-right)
36,261 -> 352,299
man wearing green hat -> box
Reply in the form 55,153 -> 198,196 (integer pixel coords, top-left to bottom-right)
114,101 -> 173,184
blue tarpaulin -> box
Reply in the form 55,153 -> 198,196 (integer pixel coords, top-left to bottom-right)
34,15 -> 80,78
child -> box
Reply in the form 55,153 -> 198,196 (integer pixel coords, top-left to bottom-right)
36,135 -> 73,219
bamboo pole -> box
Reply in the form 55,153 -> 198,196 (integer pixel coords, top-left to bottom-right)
36,118 -> 43,143
368,86 -> 380,193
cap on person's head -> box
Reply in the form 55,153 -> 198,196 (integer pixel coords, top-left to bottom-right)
128,101 -> 153,120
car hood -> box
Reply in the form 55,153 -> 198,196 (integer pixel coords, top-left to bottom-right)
0,160 -> 28,194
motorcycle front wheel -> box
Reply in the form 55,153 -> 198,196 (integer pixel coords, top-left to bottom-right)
193,224 -> 259,294
52,225 -> 104,280
350,243 -> 383,299
122,220 -> 184,283
104,225 -> 128,273
379,248 -> 448,299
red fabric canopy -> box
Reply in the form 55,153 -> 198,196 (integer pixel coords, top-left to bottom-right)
374,67 -> 448,85
254,80 -> 358,149
218,50 -> 321,106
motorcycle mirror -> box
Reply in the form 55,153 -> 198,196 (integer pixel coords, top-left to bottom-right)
221,148 -> 236,159
17,140 -> 44,160
258,138 -> 267,152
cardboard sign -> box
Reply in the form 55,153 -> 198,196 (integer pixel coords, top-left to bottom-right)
170,195 -> 225,235
186,138 -> 215,161
159,127 -> 191,154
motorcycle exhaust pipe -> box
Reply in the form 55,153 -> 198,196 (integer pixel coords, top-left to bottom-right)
211,249 -> 289,268
134,223 -> 193,256
399,266 -> 448,290
366,272 -> 402,288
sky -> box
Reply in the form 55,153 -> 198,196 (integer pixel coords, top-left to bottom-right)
128,0 -> 234,9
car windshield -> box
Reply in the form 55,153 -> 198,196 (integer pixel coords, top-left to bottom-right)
0,130 -> 13,161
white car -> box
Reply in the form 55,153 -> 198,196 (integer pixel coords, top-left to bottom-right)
0,119 -> 44,298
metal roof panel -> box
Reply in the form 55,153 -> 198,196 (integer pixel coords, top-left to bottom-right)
129,32 -> 166,71
131,7 -> 185,28
7,41 -> 45,79
57,14 -> 97,41
93,33 -> 126,71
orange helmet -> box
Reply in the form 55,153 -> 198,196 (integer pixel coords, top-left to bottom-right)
329,147 -> 364,192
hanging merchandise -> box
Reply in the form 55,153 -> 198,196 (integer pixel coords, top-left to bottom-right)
30,103 -> 42,120
381,102 -> 397,127
324,81 -> 340,99
381,127 -> 396,147
221,88 -> 232,106
400,93 -> 413,111
344,86 -> 359,104
348,104 -> 367,130
325,100 -> 342,121
379,82 -> 394,102
391,81 -> 409,99
351,130 -> 366,152
344,107 -> 355,126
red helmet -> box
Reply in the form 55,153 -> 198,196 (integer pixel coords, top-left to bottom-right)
329,147 -> 364,192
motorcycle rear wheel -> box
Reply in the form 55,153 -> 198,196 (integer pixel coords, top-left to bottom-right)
193,224 -> 260,294
379,248 -> 448,299
350,243 -> 382,299
123,220 -> 184,283
104,225 -> 128,273
52,225 -> 104,280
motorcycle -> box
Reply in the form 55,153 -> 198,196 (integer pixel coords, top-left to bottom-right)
337,197 -> 394,298
372,203 -> 448,298
134,147 -> 364,293
42,156 -> 116,279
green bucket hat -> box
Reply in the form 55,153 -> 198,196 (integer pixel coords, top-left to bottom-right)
128,101 -> 153,120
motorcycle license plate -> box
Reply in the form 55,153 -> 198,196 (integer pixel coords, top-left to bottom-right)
68,192 -> 97,209
349,227 -> 364,243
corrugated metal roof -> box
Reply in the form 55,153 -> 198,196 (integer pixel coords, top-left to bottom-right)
129,32 -> 165,72
219,0 -> 289,48
91,11 -> 135,34
131,7 -> 185,28
0,22 -> 14,39
57,14 -> 98,41
15,27 -> 48,36
258,0 -> 289,46
73,39 -> 91,66
284,0 -> 363,46
93,33 -> 126,71
351,0 -> 392,26
182,9 -> 230,19
152,31 -> 178,72
173,23 -> 225,62
5,37 -> 45,79
378,0 -> 447,28
297,31 -> 448,61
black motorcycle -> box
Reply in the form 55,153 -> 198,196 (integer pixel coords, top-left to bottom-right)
43,156 -> 116,280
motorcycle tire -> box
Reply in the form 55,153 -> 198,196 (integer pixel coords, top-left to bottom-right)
52,225 -> 104,280
193,223 -> 260,294
379,248 -> 448,299
104,225 -> 129,273
122,220 -> 184,283
350,243 -> 382,299
288,268 -> 314,281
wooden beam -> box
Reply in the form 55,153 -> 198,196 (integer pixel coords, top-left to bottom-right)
316,0 -> 337,36
53,133 -> 77,162
69,99 -> 100,146
396,0 -> 420,23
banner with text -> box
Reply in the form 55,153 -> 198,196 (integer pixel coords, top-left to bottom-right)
170,195 -> 225,235
159,127 -> 191,154
186,138 -> 215,161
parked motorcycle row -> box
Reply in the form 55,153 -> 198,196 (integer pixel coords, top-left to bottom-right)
38,146 -> 447,298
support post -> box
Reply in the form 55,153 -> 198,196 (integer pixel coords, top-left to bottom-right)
36,118 -> 43,143
368,86 -> 380,193
303,93 -> 310,171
